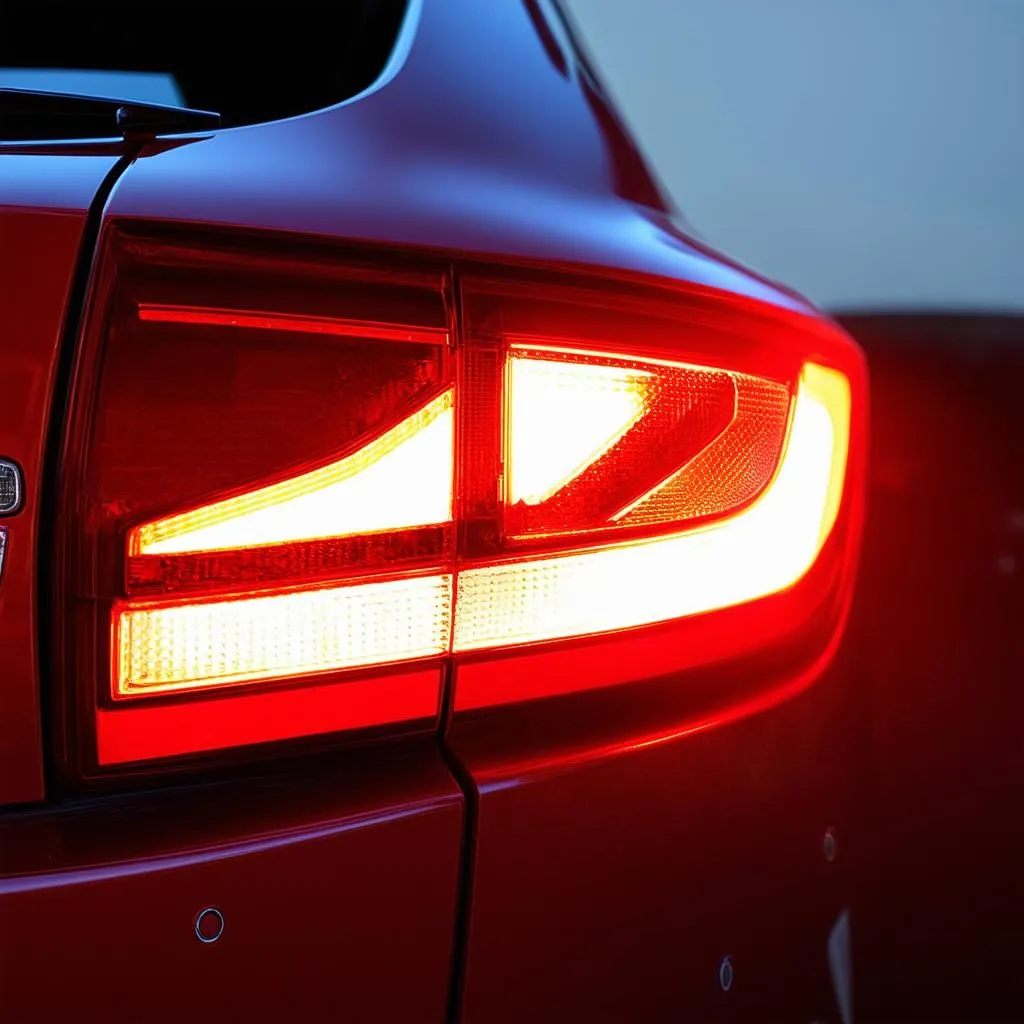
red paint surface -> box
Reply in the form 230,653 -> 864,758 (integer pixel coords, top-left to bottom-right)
0,745 -> 464,1021
450,656 -> 862,1023
0,151 -> 121,804
105,1 -> 808,316
445,490 -> 865,1020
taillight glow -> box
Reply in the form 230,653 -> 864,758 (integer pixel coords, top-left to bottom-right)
502,345 -> 790,543
506,357 -> 652,506
114,358 -> 848,696
453,362 -> 849,650
131,390 -> 453,556
58,229 -> 864,771
115,573 -> 452,696
613,374 -> 792,527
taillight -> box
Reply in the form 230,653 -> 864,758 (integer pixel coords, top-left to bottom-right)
454,360 -> 848,652
54,226 -> 865,778
448,277 -> 864,713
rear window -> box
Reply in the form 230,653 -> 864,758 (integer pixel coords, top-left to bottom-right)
1,0 -> 409,137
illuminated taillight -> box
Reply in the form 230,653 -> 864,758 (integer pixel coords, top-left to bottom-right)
116,386 -> 455,700
449,277 -> 866,712
455,361 -> 848,651
55,227 -> 865,776
129,390 -> 454,557
503,345 -> 790,540
55,227 -> 456,771
115,575 -> 452,696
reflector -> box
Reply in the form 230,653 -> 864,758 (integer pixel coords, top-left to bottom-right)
613,375 -> 791,527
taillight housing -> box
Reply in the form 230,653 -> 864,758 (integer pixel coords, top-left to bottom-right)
53,225 -> 866,779
450,276 -> 864,713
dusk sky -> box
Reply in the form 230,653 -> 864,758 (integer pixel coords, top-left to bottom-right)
566,0 -> 1024,311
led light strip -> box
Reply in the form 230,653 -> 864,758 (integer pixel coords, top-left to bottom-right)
131,390 -> 454,556
452,362 -> 850,651
138,305 -> 449,346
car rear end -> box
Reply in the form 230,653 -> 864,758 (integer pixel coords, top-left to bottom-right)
0,2 -> 868,1020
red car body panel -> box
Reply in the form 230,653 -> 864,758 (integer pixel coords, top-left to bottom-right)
450,660 -> 862,1023
101,1 -> 806,315
0,1 -> 877,1020
0,746 -> 463,1021
0,152 -> 122,805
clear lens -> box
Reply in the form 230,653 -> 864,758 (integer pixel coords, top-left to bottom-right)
503,346 -> 790,541
116,574 -> 453,696
454,363 -> 850,651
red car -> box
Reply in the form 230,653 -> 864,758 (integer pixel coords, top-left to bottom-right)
0,2 -> 873,1020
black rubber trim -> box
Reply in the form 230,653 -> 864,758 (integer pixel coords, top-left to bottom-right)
36,143 -> 142,795
439,265 -> 479,1023
439,661 -> 479,1024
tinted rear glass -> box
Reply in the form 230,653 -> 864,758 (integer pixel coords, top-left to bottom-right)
1,1 -> 409,137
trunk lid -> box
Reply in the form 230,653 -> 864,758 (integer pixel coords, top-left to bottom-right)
0,146 -> 124,803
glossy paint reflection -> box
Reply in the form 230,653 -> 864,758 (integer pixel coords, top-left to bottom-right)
106,0 -> 809,315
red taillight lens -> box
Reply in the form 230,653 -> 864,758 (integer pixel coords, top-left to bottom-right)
455,360 -> 849,651
57,228 -> 456,771
55,228 -> 865,776
128,388 -> 454,559
115,381 -> 455,702
502,345 -> 791,541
